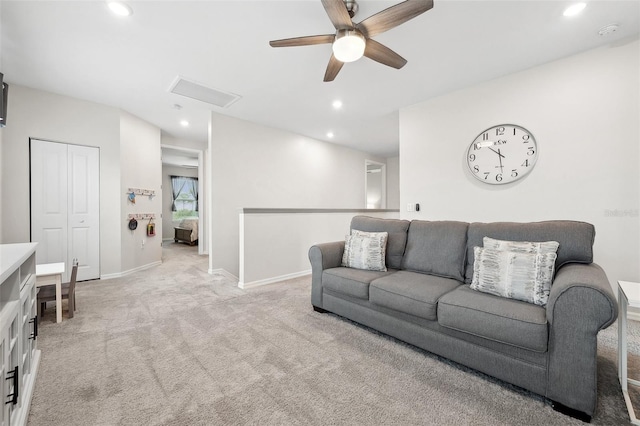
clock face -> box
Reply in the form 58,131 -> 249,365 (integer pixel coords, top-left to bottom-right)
467,124 -> 538,185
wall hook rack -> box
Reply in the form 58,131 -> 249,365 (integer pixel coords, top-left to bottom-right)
127,188 -> 156,197
127,213 -> 156,221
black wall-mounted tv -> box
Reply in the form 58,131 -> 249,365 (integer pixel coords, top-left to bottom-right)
0,72 -> 7,128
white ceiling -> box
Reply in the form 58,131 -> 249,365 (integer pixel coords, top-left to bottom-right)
1,1 -> 638,157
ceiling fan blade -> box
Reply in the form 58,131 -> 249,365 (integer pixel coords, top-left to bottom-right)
363,39 -> 407,69
269,34 -> 335,48
357,0 -> 433,38
324,54 -> 344,82
321,0 -> 353,30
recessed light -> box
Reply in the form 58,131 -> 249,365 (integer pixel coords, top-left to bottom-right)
327,132 -> 334,139
563,2 -> 586,17
180,120 -> 189,127
332,100 -> 343,110
107,2 -> 133,17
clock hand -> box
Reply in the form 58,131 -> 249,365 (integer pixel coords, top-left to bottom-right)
496,148 -> 504,174
488,147 -> 505,159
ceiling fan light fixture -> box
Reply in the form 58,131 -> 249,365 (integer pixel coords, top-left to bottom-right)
332,29 -> 366,63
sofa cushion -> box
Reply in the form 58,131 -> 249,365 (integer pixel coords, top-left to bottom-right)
401,220 -> 469,281
464,221 -> 595,284
341,231 -> 388,271
351,216 -> 410,270
438,285 -> 548,352
369,271 -> 461,321
323,267 -> 396,300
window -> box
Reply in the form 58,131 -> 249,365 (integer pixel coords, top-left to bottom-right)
171,176 -> 198,221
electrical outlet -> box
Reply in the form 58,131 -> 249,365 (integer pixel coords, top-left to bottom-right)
407,203 -> 415,212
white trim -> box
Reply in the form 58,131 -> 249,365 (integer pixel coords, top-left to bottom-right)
629,311 -> 640,322
208,268 -> 238,282
239,270 -> 311,289
239,212 -> 245,284
100,261 -> 162,280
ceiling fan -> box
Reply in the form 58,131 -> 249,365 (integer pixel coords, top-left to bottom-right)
269,0 -> 434,82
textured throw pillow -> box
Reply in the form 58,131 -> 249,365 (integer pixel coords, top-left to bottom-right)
471,247 -> 557,306
341,230 -> 388,272
483,237 -> 560,255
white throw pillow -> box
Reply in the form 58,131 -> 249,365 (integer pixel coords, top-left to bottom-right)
483,237 -> 559,255
471,246 -> 557,306
341,230 -> 388,272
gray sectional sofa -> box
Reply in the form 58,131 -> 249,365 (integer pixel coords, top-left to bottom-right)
308,216 -> 618,421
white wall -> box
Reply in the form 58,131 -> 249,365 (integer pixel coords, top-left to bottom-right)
209,113 -> 386,278
161,133 -> 206,151
240,210 -> 400,287
400,39 -> 640,286
0,84 -> 164,277
162,164 -> 198,240
0,84 -> 123,275
386,156 -> 400,209
119,111 -> 162,274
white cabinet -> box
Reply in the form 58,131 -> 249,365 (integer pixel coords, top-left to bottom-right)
0,243 -> 40,426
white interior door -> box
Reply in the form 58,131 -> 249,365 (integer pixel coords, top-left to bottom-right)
30,140 -> 68,267
68,144 -> 100,280
30,139 -> 100,281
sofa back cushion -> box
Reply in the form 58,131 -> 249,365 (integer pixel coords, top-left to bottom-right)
350,216 -> 410,270
402,220 -> 469,282
464,221 -> 595,284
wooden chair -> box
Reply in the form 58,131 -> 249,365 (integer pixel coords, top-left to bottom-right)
38,258 -> 78,320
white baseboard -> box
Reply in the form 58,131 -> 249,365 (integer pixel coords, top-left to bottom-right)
629,311 -> 640,322
208,268 -> 238,282
101,261 -> 162,280
239,269 -> 311,289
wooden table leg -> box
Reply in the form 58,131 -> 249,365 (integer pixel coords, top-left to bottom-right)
56,273 -> 62,323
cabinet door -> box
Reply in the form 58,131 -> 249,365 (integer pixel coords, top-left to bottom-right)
19,278 -> 37,384
1,303 -> 20,426
1,324 -> 7,426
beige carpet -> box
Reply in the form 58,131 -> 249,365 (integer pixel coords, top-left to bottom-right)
28,242 -> 635,425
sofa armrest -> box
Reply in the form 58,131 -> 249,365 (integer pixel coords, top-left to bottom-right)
308,241 -> 345,308
545,262 -> 618,417
546,262 -> 617,328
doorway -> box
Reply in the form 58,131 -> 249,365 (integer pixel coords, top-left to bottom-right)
161,145 -> 206,255
365,160 -> 386,209
30,139 -> 100,282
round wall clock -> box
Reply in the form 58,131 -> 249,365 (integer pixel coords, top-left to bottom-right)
466,124 -> 538,185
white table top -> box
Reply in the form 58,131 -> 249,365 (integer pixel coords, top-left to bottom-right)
36,262 -> 65,276
619,281 -> 640,308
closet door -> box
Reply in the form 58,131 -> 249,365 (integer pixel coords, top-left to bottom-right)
68,144 -> 100,281
30,139 -> 100,281
30,140 -> 68,268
